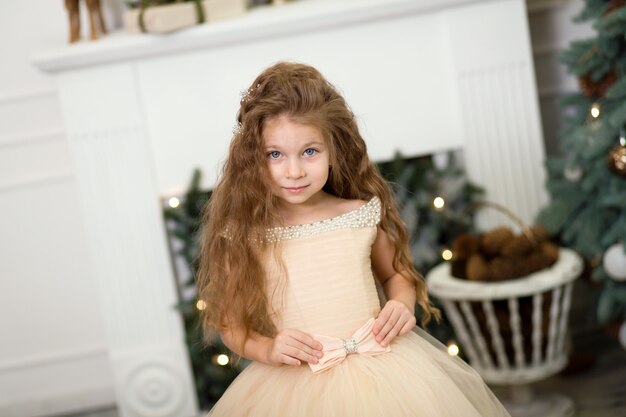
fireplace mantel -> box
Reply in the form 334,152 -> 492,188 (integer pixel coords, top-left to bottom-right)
32,1 -> 546,415
34,0 -> 491,72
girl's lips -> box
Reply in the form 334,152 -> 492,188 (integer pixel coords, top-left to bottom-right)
283,185 -> 308,193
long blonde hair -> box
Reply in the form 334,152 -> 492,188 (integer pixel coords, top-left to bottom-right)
197,62 -> 439,344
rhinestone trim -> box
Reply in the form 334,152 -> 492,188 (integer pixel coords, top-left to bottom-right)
266,197 -> 381,242
343,338 -> 358,354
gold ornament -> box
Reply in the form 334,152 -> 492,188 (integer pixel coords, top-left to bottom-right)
607,130 -> 626,177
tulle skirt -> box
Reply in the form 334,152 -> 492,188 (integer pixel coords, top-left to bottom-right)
207,328 -> 510,417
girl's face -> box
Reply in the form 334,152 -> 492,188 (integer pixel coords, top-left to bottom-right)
263,115 -> 330,209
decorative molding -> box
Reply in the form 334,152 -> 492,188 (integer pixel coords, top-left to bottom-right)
0,345 -> 107,372
458,61 -> 547,227
0,127 -> 66,148
0,87 -> 57,105
0,386 -> 115,417
0,171 -> 74,192
112,346 -> 197,417
123,361 -> 187,417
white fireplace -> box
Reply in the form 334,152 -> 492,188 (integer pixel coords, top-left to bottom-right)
31,0 -> 546,415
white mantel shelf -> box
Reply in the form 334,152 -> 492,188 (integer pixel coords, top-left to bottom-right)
33,0 -> 488,73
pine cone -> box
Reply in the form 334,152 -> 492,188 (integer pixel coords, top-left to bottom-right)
501,234 -> 535,257
604,0 -> 626,16
578,68 -> 617,98
451,260 -> 468,279
526,252 -> 553,273
529,224 -> 550,242
480,227 -> 514,257
489,257 -> 518,280
452,234 -> 479,260
541,241 -> 559,264
467,254 -> 491,281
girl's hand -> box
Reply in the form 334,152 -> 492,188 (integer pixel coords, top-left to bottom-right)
372,299 -> 416,347
265,329 -> 324,367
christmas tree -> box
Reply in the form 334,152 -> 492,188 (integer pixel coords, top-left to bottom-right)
163,170 -> 247,411
537,0 -> 626,342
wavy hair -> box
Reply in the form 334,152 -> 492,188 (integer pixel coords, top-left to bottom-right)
197,62 -> 439,345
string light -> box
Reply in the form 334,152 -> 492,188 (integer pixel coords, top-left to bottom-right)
447,342 -> 460,356
590,102 -> 600,119
216,354 -> 230,366
441,249 -> 453,261
433,196 -> 445,211
168,197 -> 180,208
196,299 -> 207,311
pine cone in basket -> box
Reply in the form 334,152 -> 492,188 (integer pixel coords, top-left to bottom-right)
500,234 -> 534,257
542,241 -> 559,263
526,242 -> 560,272
452,234 -> 480,260
451,223 -> 559,281
480,227 -> 514,257
529,224 -> 550,242
466,254 -> 491,281
489,256 -> 529,280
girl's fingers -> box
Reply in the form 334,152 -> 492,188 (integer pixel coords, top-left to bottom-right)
373,309 -> 389,334
286,337 -> 321,357
281,345 -> 320,364
272,329 -> 324,366
382,318 -> 405,346
398,319 -> 415,336
375,309 -> 400,343
290,331 -> 323,352
279,353 -> 301,366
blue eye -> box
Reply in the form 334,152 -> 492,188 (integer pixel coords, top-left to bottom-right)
303,148 -> 318,156
268,151 -> 281,159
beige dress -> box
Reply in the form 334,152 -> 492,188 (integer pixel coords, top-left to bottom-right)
208,197 -> 510,417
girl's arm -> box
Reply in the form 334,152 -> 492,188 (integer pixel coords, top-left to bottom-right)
370,226 -> 417,346
220,325 -> 323,367
218,258 -> 323,366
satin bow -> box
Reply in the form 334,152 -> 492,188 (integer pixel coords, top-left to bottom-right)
309,317 -> 391,374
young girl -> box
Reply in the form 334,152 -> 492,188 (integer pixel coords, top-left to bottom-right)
197,62 -> 510,416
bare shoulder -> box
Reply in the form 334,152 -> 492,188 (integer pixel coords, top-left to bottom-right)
333,197 -> 368,214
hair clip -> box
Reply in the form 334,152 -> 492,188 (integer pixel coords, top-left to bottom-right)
240,83 -> 261,104
232,121 -> 243,135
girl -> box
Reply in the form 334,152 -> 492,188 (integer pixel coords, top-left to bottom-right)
197,62 -> 510,416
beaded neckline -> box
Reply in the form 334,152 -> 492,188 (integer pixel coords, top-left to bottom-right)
266,197 -> 381,242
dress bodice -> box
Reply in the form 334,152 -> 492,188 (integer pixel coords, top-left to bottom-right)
263,197 -> 382,339
211,196 -> 512,417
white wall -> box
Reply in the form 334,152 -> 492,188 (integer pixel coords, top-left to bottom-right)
0,0 -> 595,416
0,0 -> 117,416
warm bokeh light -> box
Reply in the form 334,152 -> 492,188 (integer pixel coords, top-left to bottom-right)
590,102 -> 600,118
196,299 -> 207,311
216,354 -> 230,366
433,196 -> 445,210
447,343 -> 460,356
168,197 -> 180,208
441,249 -> 453,261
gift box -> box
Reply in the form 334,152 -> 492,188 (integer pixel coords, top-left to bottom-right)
124,0 -> 247,34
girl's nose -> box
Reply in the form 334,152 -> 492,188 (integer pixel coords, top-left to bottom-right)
286,159 -> 305,179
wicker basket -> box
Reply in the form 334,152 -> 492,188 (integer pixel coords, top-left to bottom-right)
427,248 -> 582,385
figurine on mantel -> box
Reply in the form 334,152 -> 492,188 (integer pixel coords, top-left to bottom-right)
64,0 -> 107,43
